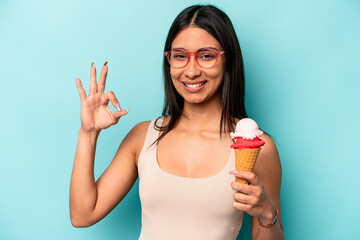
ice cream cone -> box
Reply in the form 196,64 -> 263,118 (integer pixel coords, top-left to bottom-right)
234,148 -> 261,184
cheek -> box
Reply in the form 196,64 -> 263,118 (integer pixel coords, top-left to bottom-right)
170,69 -> 182,83
207,68 -> 224,81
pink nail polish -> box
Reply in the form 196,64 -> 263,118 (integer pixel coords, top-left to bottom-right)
229,170 -> 238,175
116,103 -> 122,112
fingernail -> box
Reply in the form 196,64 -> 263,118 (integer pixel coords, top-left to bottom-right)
104,61 -> 108,66
229,170 -> 238,175
91,62 -> 94,67
116,103 -> 122,112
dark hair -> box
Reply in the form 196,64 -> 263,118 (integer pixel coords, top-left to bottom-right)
155,4 -> 247,141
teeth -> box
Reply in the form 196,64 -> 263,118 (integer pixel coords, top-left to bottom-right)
184,82 -> 205,88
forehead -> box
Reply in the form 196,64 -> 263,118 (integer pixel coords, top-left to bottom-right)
171,26 -> 222,51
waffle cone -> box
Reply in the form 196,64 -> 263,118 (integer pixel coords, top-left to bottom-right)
234,148 -> 261,184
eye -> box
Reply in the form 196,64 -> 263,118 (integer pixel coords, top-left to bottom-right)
197,51 -> 217,61
171,51 -> 187,61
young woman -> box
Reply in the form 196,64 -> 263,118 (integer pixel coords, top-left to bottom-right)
70,5 -> 284,240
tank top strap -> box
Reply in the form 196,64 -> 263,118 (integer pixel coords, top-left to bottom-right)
144,117 -> 163,147
138,117 -> 163,174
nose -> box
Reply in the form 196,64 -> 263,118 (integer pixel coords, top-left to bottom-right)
184,55 -> 201,79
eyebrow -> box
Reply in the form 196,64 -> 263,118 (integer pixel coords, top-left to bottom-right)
171,47 -> 220,51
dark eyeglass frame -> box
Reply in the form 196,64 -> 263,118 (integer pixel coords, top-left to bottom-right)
164,48 -> 225,69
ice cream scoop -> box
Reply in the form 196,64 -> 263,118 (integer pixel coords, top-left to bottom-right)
230,118 -> 263,140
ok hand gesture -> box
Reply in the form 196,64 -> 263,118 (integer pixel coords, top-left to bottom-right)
75,62 -> 128,133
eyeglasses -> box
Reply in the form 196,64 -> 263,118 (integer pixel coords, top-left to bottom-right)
164,48 -> 225,69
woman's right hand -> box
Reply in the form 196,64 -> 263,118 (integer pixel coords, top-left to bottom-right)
75,62 -> 128,133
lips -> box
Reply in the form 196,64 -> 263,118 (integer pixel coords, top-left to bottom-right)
182,80 -> 207,92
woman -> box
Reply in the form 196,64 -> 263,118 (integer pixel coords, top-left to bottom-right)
70,5 -> 284,240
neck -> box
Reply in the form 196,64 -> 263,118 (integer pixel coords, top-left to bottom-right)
179,94 -> 223,131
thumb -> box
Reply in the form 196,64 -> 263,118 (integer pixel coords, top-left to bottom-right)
113,109 -> 129,122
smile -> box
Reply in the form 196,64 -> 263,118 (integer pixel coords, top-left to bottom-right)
183,81 -> 207,88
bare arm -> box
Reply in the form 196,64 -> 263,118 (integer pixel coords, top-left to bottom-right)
70,128 -> 99,227
231,134 -> 284,239
251,134 -> 283,239
70,122 -> 148,227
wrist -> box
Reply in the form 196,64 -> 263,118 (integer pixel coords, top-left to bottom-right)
258,207 -> 278,228
258,204 -> 276,224
79,127 -> 100,138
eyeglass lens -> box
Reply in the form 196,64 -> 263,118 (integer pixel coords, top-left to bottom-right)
168,50 -> 219,68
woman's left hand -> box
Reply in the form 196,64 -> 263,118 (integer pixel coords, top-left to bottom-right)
230,170 -> 276,224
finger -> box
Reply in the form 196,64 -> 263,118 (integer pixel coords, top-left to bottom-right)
89,62 -> 97,95
233,201 -> 252,212
233,171 -> 260,185
112,109 -> 129,123
104,91 -> 121,109
231,181 -> 252,195
75,78 -> 87,101
233,192 -> 256,205
98,61 -> 108,94
229,170 -> 249,185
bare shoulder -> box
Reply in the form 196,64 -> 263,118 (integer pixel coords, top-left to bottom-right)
120,121 -> 151,158
125,120 -> 151,141
253,133 -> 282,186
259,134 -> 279,161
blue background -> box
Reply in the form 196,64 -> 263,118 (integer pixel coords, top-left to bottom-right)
1,0 -> 359,239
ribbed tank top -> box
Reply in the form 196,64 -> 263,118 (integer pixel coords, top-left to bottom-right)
138,118 -> 244,240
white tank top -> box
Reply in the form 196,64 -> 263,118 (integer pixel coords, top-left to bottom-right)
138,118 -> 244,240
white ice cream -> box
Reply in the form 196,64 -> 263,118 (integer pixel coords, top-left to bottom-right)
230,118 -> 263,140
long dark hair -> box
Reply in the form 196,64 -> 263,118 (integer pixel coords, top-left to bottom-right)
155,4 -> 247,141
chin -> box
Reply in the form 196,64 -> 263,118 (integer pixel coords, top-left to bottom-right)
183,94 -> 210,104
185,99 -> 204,104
